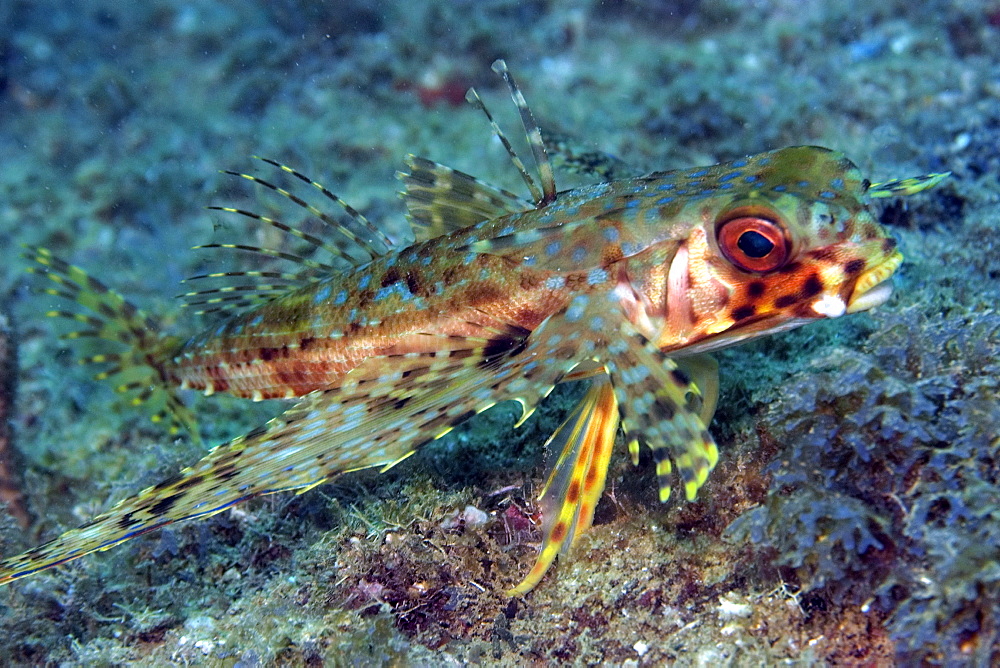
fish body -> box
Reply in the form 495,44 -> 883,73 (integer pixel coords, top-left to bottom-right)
1,61 -> 945,594
168,146 -> 897,401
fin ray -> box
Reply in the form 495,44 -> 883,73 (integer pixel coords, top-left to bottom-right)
0,312 -> 577,585
398,155 -> 532,241
606,320 -> 718,503
25,247 -> 198,442
509,378 -> 618,596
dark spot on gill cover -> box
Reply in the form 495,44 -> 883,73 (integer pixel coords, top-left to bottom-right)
747,280 -> 766,298
844,259 -> 866,275
732,305 -> 756,321
774,294 -> 798,309
800,275 -> 823,299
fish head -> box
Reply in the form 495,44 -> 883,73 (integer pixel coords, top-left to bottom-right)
631,146 -> 919,354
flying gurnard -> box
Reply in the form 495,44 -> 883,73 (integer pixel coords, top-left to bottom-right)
0,61 -> 946,595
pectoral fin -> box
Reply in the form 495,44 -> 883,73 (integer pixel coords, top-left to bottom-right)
675,354 -> 720,426
606,322 -> 719,503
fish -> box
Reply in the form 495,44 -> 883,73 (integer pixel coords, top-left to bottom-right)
0,60 -> 947,595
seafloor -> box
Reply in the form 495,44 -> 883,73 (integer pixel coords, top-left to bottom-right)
0,0 -> 998,665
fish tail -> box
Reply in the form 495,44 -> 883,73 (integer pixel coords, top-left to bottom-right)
24,247 -> 197,441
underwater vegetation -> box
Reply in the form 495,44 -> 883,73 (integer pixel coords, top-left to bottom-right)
728,304 -> 1000,664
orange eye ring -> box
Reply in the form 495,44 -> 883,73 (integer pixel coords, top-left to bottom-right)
717,215 -> 790,272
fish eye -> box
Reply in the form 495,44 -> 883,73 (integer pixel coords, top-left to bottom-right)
716,213 -> 790,272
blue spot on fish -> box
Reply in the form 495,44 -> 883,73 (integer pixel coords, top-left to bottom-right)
334,290 -> 348,305
314,285 -> 332,304
566,295 -> 589,322
588,267 -> 609,285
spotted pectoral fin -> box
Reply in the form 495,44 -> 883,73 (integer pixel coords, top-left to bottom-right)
399,155 -> 532,242
675,354 -> 720,426
607,322 -> 719,503
509,377 -> 619,596
0,316 -> 574,586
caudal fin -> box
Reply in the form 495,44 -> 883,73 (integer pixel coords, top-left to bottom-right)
25,247 -> 198,442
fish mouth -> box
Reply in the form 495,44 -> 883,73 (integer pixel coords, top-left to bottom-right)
846,250 -> 903,314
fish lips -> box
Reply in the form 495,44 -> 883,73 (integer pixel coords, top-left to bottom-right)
846,250 -> 903,314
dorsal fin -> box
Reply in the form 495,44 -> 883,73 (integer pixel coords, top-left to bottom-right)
182,158 -> 400,315
542,128 -> 641,183
397,60 -> 558,244
465,59 -> 556,207
398,155 -> 532,241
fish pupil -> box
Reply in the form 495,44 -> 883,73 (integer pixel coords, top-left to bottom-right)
737,230 -> 774,258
